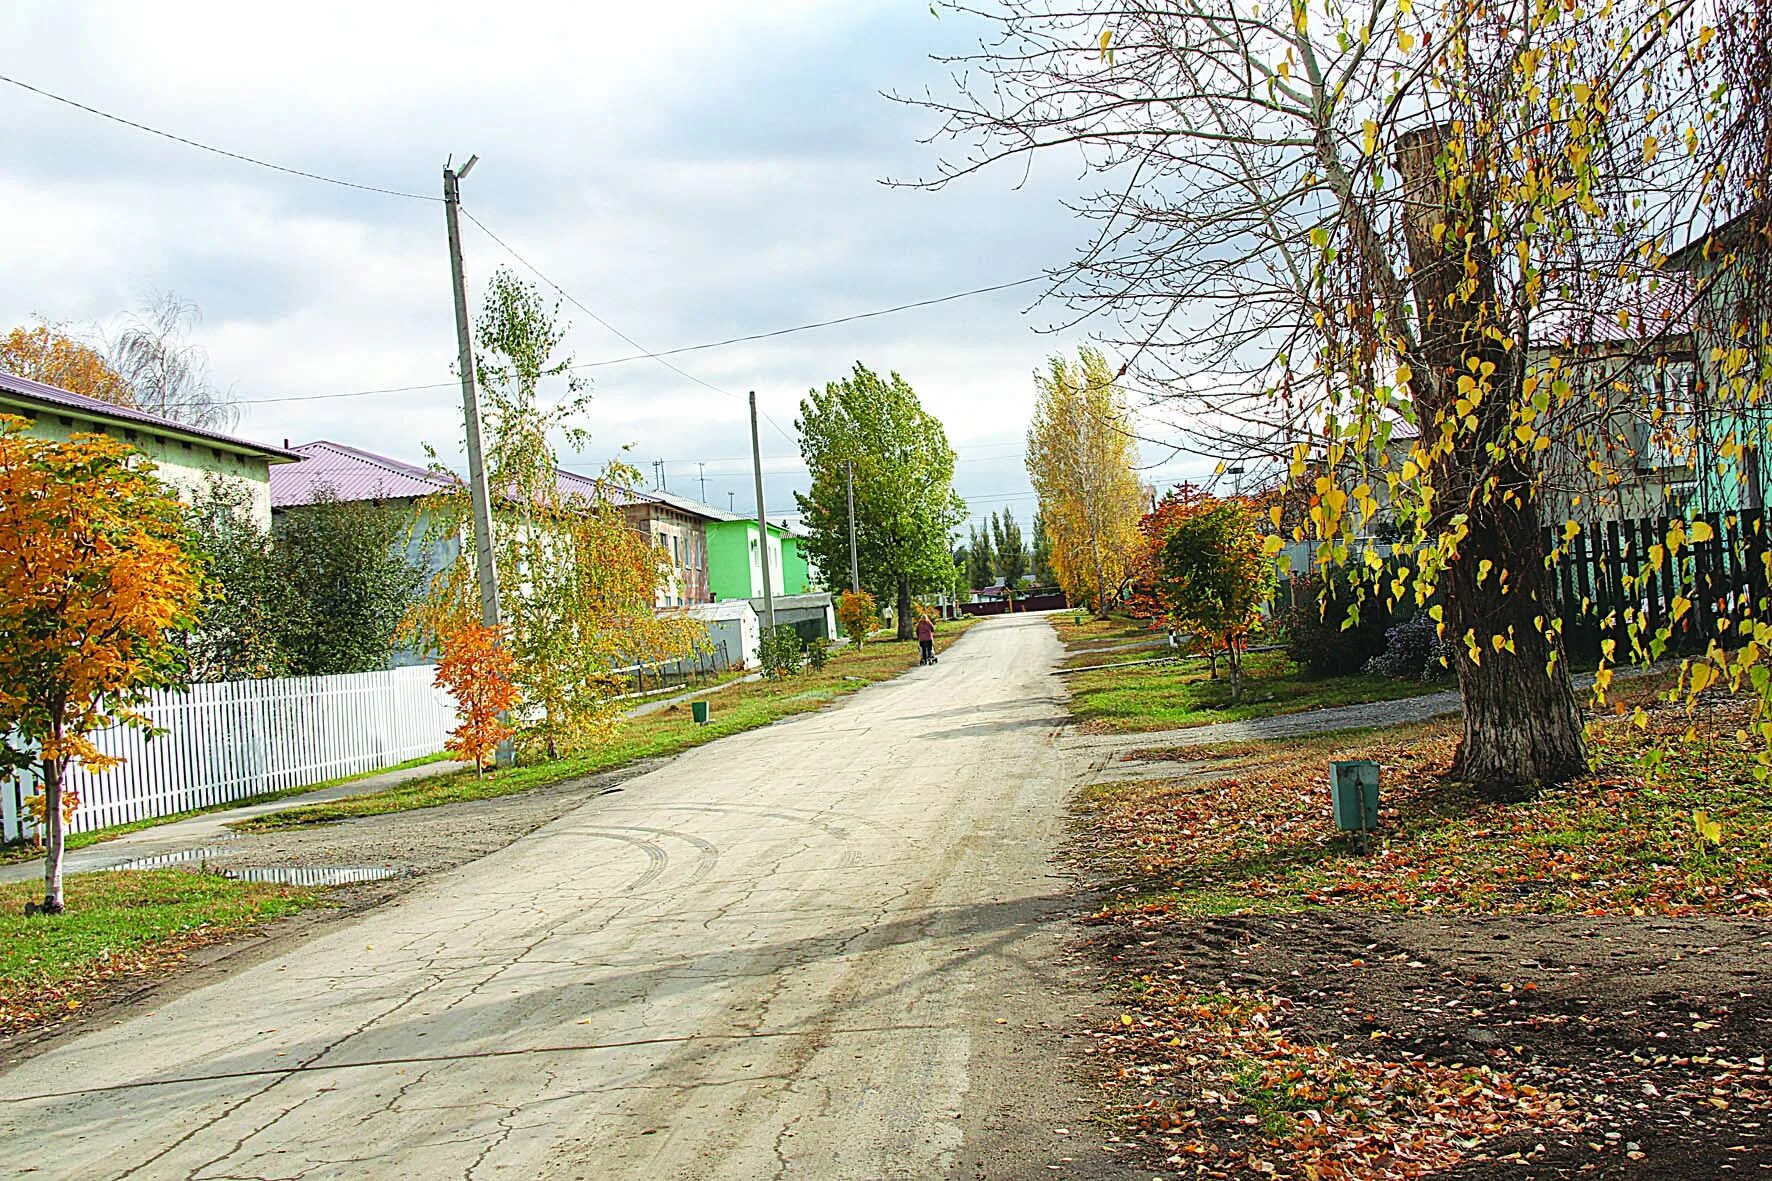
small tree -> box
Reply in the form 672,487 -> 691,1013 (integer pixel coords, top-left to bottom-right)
1154,501 -> 1276,703
433,621 -> 517,775
412,268 -> 698,760
1030,509 -> 1055,587
273,490 -> 423,676
0,417 -> 204,913
1026,348 -> 1145,617
760,626 -> 805,679
838,589 -> 878,648
967,523 -> 995,591
185,479 -> 292,682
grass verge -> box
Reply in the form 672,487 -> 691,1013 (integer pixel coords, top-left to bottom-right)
1065,647 -> 1447,733
0,752 -> 453,866
236,620 -> 977,831
0,869 -> 321,1038
1048,611 -> 1153,648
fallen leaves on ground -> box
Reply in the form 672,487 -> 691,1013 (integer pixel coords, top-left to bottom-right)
1081,695 -> 1772,918
1096,981 -> 1578,1179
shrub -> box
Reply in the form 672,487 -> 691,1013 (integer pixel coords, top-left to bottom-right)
1279,566 -> 1410,679
805,636 -> 831,671
760,626 -> 804,679
838,589 -> 878,648
1365,611 -> 1456,681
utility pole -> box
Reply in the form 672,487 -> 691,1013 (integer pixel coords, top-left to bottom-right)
443,154 -> 511,766
845,459 -> 860,593
749,390 -> 777,634
697,461 -> 708,503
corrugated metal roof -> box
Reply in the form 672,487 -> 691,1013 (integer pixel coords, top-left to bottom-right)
274,441 -> 655,512
271,441 -> 458,507
0,369 -> 303,460
688,600 -> 758,622
629,488 -> 741,522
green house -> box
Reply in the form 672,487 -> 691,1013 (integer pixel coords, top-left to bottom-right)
706,516 -> 817,600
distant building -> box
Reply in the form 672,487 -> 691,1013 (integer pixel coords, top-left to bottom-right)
706,516 -> 818,599
1,369 -> 301,528
616,489 -> 725,609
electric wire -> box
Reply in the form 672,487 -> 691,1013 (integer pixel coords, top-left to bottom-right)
0,72 -> 438,201
458,205 -> 803,445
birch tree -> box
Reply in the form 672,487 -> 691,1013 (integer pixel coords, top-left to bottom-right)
1026,347 -> 1145,616
412,269 -> 697,760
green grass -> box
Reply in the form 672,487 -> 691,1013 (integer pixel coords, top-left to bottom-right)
0,752 -> 453,866
1050,612 -> 1154,648
237,622 -> 977,831
0,869 -> 320,1035
1066,648 -> 1447,733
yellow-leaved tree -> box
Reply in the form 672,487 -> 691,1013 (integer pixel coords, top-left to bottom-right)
0,416 -> 204,913
0,319 -> 134,407
1026,347 -> 1146,617
408,269 -> 701,760
912,0 -> 1772,799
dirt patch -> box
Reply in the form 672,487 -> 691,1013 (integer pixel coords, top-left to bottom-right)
1081,907 -> 1772,1178
209,758 -> 664,875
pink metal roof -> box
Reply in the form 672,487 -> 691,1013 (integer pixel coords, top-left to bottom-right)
273,440 -> 667,512
270,440 -> 457,507
0,369 -> 303,460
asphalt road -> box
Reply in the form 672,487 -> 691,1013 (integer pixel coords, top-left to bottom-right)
4,614 -> 1096,1180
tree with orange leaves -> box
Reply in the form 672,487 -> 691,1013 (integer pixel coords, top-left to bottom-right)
432,621 -> 518,775
0,415 -> 204,913
0,319 -> 134,408
1126,482 -> 1211,630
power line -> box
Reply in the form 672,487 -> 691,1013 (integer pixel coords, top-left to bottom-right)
0,72 -> 438,202
570,275 -> 1046,370
458,204 -> 802,447
230,280 -> 1053,407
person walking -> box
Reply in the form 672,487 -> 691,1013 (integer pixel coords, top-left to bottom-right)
915,613 -> 936,666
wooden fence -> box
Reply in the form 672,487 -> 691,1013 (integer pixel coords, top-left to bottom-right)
1545,509 -> 1769,662
1,666 -> 457,843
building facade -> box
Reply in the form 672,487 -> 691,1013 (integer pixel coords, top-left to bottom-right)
617,490 -> 722,609
2,370 -> 300,528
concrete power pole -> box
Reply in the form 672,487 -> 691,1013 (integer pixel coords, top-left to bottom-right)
749,391 -> 777,635
443,155 -> 511,766
845,459 -> 860,593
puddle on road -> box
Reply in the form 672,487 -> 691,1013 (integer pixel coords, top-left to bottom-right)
107,846 -> 235,871
221,865 -> 404,886
105,847 -> 406,886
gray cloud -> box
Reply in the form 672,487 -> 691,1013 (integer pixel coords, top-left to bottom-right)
0,1 -> 1210,541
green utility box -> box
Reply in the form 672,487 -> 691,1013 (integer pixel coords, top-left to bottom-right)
691,701 -> 710,726
1329,760 -> 1380,831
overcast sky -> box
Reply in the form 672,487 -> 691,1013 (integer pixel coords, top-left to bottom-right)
1,1 -> 1207,534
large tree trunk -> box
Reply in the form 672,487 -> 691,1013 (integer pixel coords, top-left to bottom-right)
42,756 -> 66,915
1395,125 -> 1585,800
895,574 -> 913,641
1442,469 -> 1587,798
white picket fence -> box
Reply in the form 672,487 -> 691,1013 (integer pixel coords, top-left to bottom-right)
1,666 -> 457,842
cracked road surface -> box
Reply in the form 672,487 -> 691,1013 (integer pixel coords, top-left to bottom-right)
5,615 -> 1093,1180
